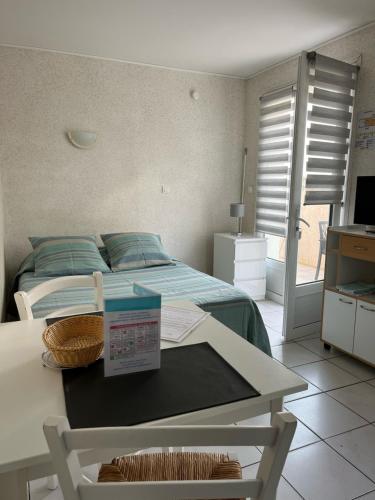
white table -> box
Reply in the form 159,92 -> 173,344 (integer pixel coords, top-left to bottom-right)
0,301 -> 306,499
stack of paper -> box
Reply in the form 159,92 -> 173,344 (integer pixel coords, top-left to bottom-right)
336,282 -> 375,296
161,305 -> 210,343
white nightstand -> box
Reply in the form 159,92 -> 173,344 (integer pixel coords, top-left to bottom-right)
213,233 -> 267,300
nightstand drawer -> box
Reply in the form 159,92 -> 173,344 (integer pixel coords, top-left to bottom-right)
340,235 -> 375,262
234,279 -> 266,300
235,240 -> 266,261
234,260 -> 266,280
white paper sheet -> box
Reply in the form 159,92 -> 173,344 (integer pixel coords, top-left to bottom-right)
161,305 -> 210,343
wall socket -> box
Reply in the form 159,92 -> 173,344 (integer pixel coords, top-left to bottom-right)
247,185 -> 253,194
161,184 -> 170,194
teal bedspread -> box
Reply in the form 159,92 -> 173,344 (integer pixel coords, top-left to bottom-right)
18,262 -> 271,355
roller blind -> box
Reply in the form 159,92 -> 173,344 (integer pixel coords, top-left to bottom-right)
255,85 -> 296,237
304,53 -> 358,205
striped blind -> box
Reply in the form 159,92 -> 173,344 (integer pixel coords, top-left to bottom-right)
304,53 -> 358,205
255,86 -> 296,237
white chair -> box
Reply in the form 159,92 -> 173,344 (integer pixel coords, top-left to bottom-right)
314,221 -> 328,281
15,271 -> 104,491
14,271 -> 104,320
43,412 -> 296,500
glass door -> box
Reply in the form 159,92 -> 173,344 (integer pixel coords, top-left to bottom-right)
283,51 -> 357,340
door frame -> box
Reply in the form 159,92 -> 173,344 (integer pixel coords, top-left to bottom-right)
282,52 -> 347,340
283,51 -> 310,339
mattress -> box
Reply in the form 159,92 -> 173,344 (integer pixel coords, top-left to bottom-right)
18,262 -> 271,355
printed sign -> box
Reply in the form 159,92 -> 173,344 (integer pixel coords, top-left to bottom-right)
355,110 -> 375,150
104,283 -> 161,377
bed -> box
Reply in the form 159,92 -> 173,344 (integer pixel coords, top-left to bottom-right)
15,260 -> 271,355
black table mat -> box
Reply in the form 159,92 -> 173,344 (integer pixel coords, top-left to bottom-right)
62,342 -> 260,428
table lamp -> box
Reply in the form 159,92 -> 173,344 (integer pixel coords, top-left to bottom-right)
230,203 -> 245,236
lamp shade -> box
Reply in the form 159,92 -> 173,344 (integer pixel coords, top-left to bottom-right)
67,130 -> 97,149
230,203 -> 245,218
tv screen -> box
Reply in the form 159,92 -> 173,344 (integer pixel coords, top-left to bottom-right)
354,176 -> 375,226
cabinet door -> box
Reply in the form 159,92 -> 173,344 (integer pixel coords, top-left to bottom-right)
353,300 -> 375,364
322,290 -> 356,353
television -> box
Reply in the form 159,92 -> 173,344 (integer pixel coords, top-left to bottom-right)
354,176 -> 375,232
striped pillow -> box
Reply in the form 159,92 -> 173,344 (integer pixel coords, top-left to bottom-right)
29,236 -> 111,277
101,233 -> 173,272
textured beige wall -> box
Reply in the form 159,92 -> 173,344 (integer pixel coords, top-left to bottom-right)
0,47 -> 246,281
244,23 -> 375,232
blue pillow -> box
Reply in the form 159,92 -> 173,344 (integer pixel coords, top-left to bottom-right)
101,232 -> 173,272
17,252 -> 36,275
29,236 -> 111,277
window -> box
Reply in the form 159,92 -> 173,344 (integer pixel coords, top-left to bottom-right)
255,85 -> 296,239
303,53 -> 358,206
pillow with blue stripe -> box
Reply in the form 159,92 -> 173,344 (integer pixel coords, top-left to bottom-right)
29,236 -> 111,277
101,232 -> 173,272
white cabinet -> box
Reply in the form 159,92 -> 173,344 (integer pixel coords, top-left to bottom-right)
213,233 -> 266,300
321,228 -> 375,367
353,300 -> 375,364
322,291 -> 375,366
322,290 -> 356,353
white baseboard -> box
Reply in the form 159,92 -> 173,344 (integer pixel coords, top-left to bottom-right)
266,290 -> 284,305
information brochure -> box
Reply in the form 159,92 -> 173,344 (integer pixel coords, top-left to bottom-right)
104,283 -> 161,377
161,305 -> 210,343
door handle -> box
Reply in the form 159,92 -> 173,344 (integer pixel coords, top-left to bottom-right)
360,304 -> 375,312
339,298 -> 353,305
296,217 -> 311,228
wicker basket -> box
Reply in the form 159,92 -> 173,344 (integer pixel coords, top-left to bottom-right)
43,315 -> 104,368
98,452 -> 243,500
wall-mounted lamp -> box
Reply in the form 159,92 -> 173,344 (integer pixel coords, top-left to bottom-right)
67,130 -> 97,149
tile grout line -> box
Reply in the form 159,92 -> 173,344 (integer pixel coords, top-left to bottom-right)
288,340 -> 344,361
282,401 -> 372,442
282,429 -> 375,492
285,386 -> 374,427
262,306 -> 375,497
273,340 -> 375,387
324,358 -> 375,381
241,453 -> 306,499
280,473 -> 306,499
323,437 -> 375,488
326,389 -> 375,424
289,371 -> 363,392
272,340 -> 375,424
352,488 -> 375,499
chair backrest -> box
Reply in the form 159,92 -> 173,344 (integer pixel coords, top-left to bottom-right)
14,272 -> 104,320
44,412 -> 296,500
319,221 -> 328,242
319,221 -> 329,254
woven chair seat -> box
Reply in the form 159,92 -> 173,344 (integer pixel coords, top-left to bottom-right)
99,451 -> 243,500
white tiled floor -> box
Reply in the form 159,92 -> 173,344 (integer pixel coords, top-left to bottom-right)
256,299 -> 375,500
29,299 -> 375,500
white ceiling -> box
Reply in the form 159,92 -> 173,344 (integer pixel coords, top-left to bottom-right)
1,0 -> 375,78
